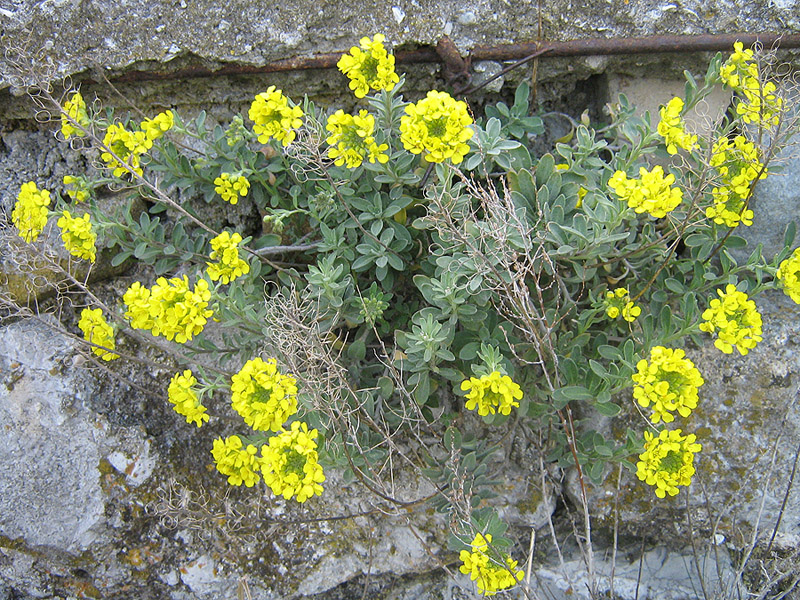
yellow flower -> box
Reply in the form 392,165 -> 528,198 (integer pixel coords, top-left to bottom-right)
167,370 -> 209,427
140,110 -> 174,141
720,42 -> 782,127
461,371 -> 522,417
261,421 -> 325,503
101,123 -> 152,177
632,346 -> 704,424
206,231 -> 250,284
63,175 -> 91,203
231,358 -> 298,432
400,91 -> 473,164
57,210 -> 97,262
608,166 -> 683,219
213,173 -> 250,205
337,33 -> 399,98
248,86 -> 303,146
776,247 -> 800,304
325,109 -> 389,168
458,533 -> 524,596
211,435 -> 263,487
122,281 -> 154,331
636,428 -> 701,498
705,135 -> 765,228
61,91 -> 90,139
657,97 -> 697,155
699,284 -> 763,355
12,181 -> 51,242
77,308 -> 119,361
123,276 -> 213,343
604,287 -> 641,322
720,42 -> 756,90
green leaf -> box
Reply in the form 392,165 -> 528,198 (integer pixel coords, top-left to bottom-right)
588,359 -> 607,378
111,252 -> 131,267
785,221 -> 797,248
595,402 -> 621,417
347,339 -> 366,361
556,385 -> 595,401
597,345 -> 621,360
378,376 -> 394,399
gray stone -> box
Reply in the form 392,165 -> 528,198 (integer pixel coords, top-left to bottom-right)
534,545 -> 739,600
0,316 -> 105,553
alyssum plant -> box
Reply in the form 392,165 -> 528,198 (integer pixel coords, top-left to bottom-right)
4,37 -> 800,596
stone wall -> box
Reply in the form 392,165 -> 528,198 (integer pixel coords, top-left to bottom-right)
1,2 -> 800,599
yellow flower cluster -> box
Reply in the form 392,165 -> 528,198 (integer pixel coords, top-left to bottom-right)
657,97 -> 697,155
608,166 -> 683,219
167,370 -> 209,427
699,284 -> 763,355
211,435 -> 263,487
400,90 -> 473,164
123,276 -> 213,343
248,86 -> 303,146
721,42 -> 782,127
57,211 -> 97,262
706,135 -> 766,228
325,109 -> 390,168
337,33 -> 399,99
637,428 -> 701,498
206,231 -> 250,284
776,247 -> 800,304
140,110 -> 174,141
61,91 -> 90,139
100,111 -> 174,178
12,181 -> 51,242
213,173 -> 250,205
230,358 -> 299,431
261,421 -> 325,503
632,346 -> 704,424
459,533 -> 524,596
604,287 -> 642,322
101,123 -> 152,177
461,371 -> 523,417
77,308 -> 119,361
63,175 -> 91,203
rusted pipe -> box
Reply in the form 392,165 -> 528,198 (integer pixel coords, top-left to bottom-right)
108,33 -> 800,84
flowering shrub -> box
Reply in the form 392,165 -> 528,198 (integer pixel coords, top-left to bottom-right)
57,210 -> 97,262
77,308 -> 119,361
604,287 -> 641,322
60,91 -> 89,139
12,181 -> 51,242
336,33 -> 399,98
123,276 -> 213,343
211,435 -> 263,487
657,97 -> 697,154
608,165 -> 683,218
206,231 -> 250,284
399,90 -> 473,163
461,371 -> 523,417
4,38 -> 800,596
325,109 -> 389,167
248,86 -> 303,146
632,347 -> 704,424
230,358 -> 298,432
700,284 -> 763,355
261,421 -> 325,502
167,370 -> 209,427
459,533 -> 524,596
636,429 -> 701,498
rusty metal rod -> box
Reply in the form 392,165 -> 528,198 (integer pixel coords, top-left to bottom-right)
109,33 -> 800,84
